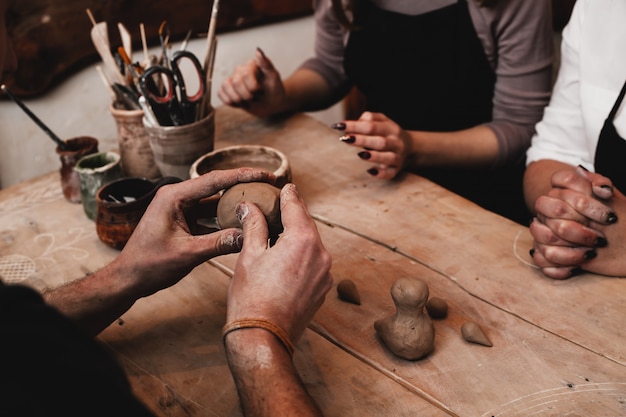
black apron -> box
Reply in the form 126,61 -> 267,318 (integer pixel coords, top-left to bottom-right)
594,78 -> 626,193
343,0 -> 531,225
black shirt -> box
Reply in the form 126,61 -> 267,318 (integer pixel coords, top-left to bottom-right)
0,281 -> 154,417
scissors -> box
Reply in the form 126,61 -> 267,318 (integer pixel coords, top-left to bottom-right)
139,50 -> 206,126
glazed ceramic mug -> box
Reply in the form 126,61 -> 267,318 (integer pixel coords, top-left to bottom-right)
95,176 -> 181,249
74,151 -> 123,220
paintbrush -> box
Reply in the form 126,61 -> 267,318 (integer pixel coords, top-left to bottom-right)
1,84 -> 68,150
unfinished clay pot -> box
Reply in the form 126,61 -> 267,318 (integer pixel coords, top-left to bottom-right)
217,182 -> 282,238
374,277 -> 435,360
337,279 -> 361,305
189,145 -> 292,188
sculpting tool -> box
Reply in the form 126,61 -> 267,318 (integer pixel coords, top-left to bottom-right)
1,84 -> 68,150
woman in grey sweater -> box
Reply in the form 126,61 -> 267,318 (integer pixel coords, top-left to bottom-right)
219,0 -> 554,225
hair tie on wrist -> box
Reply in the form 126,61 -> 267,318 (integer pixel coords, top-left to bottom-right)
222,318 -> 295,357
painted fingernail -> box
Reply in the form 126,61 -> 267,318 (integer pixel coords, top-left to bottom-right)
235,231 -> 244,250
607,212 -> 618,224
584,250 -> 597,260
367,168 -> 378,176
601,184 -> 614,192
332,122 -> 346,130
578,164 -> 589,171
358,151 -> 371,160
529,248 -> 535,257
339,135 -> 355,143
570,267 -> 584,277
595,237 -> 608,248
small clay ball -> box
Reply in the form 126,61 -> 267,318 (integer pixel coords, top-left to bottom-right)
337,279 -> 361,305
217,183 -> 282,236
426,297 -> 448,319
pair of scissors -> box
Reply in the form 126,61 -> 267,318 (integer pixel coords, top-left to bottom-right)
138,50 -> 206,126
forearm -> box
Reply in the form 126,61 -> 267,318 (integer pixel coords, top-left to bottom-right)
225,329 -> 323,417
282,69 -> 340,113
523,159 -> 576,213
42,259 -> 139,337
406,125 -> 499,169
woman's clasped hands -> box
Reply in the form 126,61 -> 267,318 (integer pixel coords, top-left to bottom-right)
529,166 -> 626,279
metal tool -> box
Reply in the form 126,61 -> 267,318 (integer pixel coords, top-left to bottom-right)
139,50 -> 206,126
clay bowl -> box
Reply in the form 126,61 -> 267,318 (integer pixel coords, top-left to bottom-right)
189,145 -> 291,188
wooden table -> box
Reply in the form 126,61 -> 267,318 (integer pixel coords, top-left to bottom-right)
1,107 -> 624,417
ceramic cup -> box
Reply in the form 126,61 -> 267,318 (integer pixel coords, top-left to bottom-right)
109,103 -> 161,180
55,136 -> 99,203
95,176 -> 181,249
189,145 -> 292,188
74,151 -> 123,221
145,107 -> 215,180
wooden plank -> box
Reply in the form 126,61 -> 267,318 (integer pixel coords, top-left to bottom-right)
211,220 -> 626,417
0,171 -> 450,417
212,106 -> 626,368
98,262 -> 452,417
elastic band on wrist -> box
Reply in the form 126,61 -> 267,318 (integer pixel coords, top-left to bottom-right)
222,318 -> 295,357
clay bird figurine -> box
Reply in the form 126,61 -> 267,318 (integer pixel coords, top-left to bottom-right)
374,277 -> 435,360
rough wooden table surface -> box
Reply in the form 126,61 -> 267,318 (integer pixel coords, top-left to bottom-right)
1,106 -> 624,416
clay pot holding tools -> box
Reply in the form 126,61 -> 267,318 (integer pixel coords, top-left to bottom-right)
56,136 -> 99,203
145,108 -> 215,180
109,103 -> 161,180
141,50 -> 214,179
189,145 -> 292,188
95,176 -> 182,249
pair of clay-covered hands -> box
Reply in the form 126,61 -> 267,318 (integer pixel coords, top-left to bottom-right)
530,166 -> 626,279
218,49 -> 413,180
47,168 -> 332,345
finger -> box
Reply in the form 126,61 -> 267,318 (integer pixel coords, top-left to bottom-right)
549,188 -> 616,225
277,183 -> 313,229
530,246 -> 585,279
255,47 -> 277,74
218,77 -> 249,104
233,61 -> 264,99
534,195 -> 587,223
539,216 -> 608,248
361,149 -> 402,167
181,168 -> 276,202
188,228 -> 244,258
575,165 -> 614,200
536,241 -> 595,266
237,201 -> 270,254
529,217 -> 573,246
366,164 -> 398,180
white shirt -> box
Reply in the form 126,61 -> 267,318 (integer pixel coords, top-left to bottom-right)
526,0 -> 626,170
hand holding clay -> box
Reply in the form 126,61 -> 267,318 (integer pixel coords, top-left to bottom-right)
226,183 -> 333,344
113,168 -> 275,299
218,182 -> 283,240
374,277 -> 435,360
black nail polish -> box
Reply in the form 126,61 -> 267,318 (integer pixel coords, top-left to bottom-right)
607,212 -> 618,224
529,248 -> 535,257
570,267 -> 584,277
578,164 -> 589,171
367,168 -> 378,176
332,122 -> 346,130
358,151 -> 371,160
595,237 -> 608,248
584,250 -> 597,260
339,135 -> 355,144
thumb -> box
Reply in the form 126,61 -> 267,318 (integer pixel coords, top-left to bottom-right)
255,47 -> 277,76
